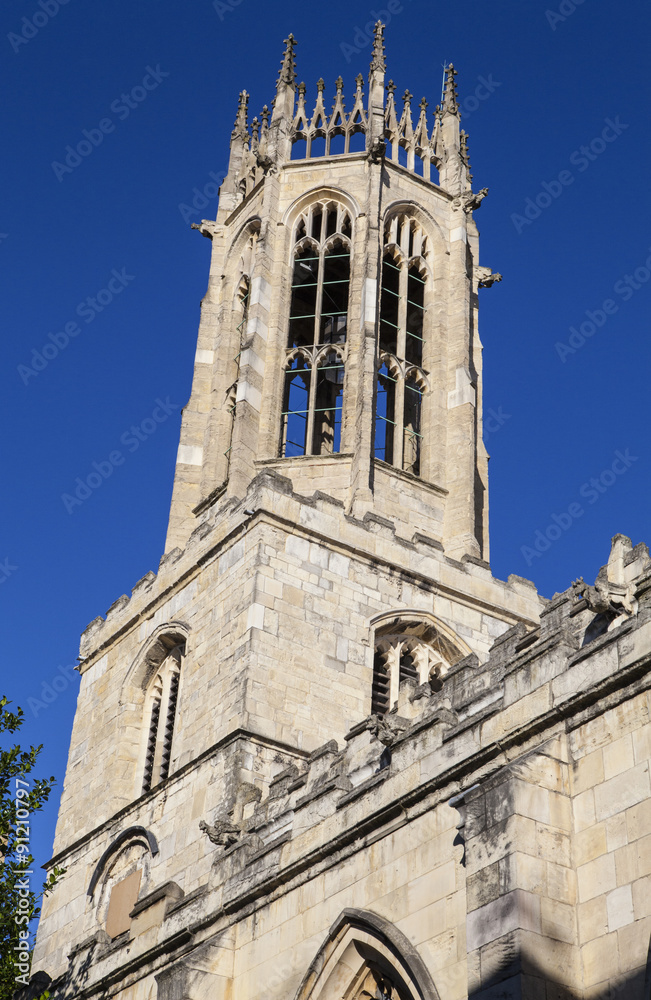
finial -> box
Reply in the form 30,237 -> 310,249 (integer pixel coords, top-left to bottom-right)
370,21 -> 386,73
442,63 -> 459,115
419,97 -> 428,111
402,90 -> 412,106
386,80 -> 396,95
233,90 -> 249,135
317,77 -> 325,93
277,33 -> 297,88
261,105 -> 269,126
460,129 -> 472,175
335,75 -> 344,93
298,81 -> 306,98
355,73 -> 364,92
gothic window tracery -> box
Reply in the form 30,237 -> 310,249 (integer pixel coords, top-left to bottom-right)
141,644 -> 183,793
375,216 -> 430,477
371,620 -> 460,716
281,201 -> 351,457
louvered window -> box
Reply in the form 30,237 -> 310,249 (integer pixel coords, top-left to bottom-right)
141,646 -> 183,793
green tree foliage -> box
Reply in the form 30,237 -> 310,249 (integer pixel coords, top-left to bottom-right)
0,697 -> 64,999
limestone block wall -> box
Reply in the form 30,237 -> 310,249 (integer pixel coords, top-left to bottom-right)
55,471 -> 538,850
571,690 -> 651,996
31,535 -> 651,1000
34,472 -> 542,990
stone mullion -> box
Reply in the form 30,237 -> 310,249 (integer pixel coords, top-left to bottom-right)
305,353 -> 318,457
346,159 -> 382,515
394,372 -> 405,471
387,643 -> 401,709
420,266 -> 439,486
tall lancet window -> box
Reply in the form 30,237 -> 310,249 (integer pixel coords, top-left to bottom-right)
375,215 -> 430,476
141,645 -> 183,793
280,201 -> 351,457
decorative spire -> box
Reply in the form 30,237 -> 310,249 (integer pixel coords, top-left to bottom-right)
317,77 -> 325,94
370,21 -> 386,73
415,97 -> 429,150
277,33 -> 297,89
460,129 -> 472,180
442,63 -> 459,115
386,80 -> 396,96
232,90 -> 250,138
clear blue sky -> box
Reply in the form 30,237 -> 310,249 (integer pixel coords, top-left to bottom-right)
2,0 -> 650,908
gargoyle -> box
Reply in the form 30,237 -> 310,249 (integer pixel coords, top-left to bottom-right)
367,137 -> 386,164
371,714 -> 410,747
463,187 -> 489,213
478,272 -> 503,289
199,816 -> 241,849
190,220 -> 218,240
571,577 -> 614,614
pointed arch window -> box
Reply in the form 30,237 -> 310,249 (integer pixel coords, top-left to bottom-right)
281,201 -> 351,457
375,216 -> 429,476
371,619 -> 464,716
142,645 -> 183,793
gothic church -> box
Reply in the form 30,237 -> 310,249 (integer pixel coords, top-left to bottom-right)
30,26 -> 651,1000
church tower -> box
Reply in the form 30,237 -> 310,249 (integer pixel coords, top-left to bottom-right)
30,26 -> 605,1000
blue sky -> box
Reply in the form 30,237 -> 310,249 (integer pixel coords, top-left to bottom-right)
2,0 -> 650,915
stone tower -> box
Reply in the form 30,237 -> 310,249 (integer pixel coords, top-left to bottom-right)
29,26 -> 651,1000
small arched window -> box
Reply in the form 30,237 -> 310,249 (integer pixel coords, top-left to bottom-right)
142,645 -> 183,793
281,201 -> 351,457
371,618 -> 464,716
375,216 -> 429,476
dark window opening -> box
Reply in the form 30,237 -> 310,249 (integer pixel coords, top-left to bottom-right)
320,247 -> 350,344
281,357 -> 311,456
311,204 -> 323,240
326,207 -> 338,238
371,650 -> 391,715
405,266 -> 425,366
313,353 -> 344,454
403,378 -> 422,476
379,255 -> 400,355
399,645 -> 418,684
288,250 -> 319,348
374,363 -> 395,464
